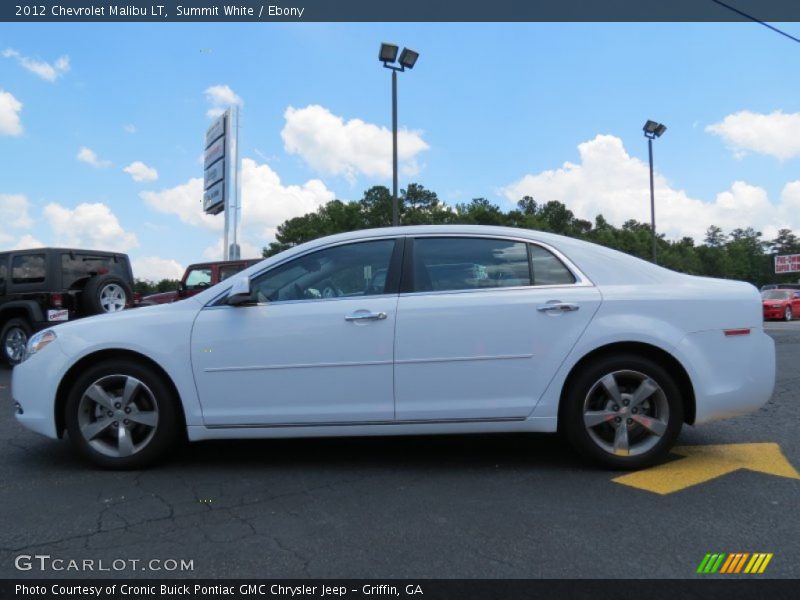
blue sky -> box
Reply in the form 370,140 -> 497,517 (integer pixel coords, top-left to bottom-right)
1,22 -> 799,280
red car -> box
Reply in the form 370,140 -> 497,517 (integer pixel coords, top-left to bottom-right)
141,259 -> 260,305
761,289 -> 800,321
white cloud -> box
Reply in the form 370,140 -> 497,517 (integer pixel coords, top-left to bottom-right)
43,202 -> 138,251
281,105 -> 430,182
0,194 -> 33,229
501,134 -> 800,242
11,234 -> 44,250
131,256 -> 185,282
0,89 -> 23,136
141,158 -> 334,253
77,146 -> 111,168
706,110 -> 800,160
202,238 -> 263,261
123,124 -> 137,134
2,48 -> 70,82
123,161 -> 159,182
0,194 -> 34,247
204,84 -> 242,118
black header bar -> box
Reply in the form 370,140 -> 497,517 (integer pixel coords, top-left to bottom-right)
4,1 -> 800,23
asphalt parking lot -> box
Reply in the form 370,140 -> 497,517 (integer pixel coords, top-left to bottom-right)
1,323 -> 798,579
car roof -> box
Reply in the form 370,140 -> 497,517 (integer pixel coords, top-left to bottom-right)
0,247 -> 129,258
185,258 -> 261,270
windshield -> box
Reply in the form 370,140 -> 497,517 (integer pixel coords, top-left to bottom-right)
762,290 -> 792,300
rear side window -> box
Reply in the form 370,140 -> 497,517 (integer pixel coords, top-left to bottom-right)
61,254 -> 128,288
413,238 -> 531,292
0,259 -> 6,285
529,244 -> 576,286
12,254 -> 46,284
219,264 -> 246,281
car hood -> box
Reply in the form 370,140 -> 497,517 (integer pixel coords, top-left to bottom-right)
762,299 -> 789,304
47,297 -> 201,336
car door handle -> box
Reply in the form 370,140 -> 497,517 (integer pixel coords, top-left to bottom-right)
536,302 -> 580,313
345,312 -> 388,322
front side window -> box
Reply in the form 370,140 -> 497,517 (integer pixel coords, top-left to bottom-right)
185,268 -> 212,289
12,254 -> 46,284
413,238 -> 531,292
251,240 -> 396,303
61,254 -> 126,288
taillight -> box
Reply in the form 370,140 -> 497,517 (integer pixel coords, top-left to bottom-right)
50,293 -> 63,308
133,292 -> 142,305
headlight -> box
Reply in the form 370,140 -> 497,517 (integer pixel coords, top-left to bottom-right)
23,330 -> 57,361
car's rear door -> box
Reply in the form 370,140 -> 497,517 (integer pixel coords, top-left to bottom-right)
394,236 -> 601,421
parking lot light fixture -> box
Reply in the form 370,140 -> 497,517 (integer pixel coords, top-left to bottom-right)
379,43 -> 420,227
643,120 -> 667,264
379,43 -> 399,64
398,48 -> 419,69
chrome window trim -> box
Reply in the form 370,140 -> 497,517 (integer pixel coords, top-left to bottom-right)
204,232 -> 594,308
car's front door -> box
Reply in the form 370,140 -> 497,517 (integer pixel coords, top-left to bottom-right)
394,236 -> 602,421
191,238 -> 402,426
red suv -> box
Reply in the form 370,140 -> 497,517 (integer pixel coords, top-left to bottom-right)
141,259 -> 260,305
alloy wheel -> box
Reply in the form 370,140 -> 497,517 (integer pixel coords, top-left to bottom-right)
99,283 -> 127,312
76,375 -> 159,458
4,327 -> 28,363
582,370 -> 669,457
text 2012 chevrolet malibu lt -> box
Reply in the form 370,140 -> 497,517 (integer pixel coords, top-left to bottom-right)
12,225 -> 775,469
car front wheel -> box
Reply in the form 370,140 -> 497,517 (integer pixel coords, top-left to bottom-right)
563,354 -> 683,470
785,306 -> 793,321
64,360 -> 182,469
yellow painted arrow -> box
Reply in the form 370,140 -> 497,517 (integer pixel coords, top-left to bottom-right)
613,443 -> 800,495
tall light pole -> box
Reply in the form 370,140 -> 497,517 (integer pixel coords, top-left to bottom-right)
643,120 -> 667,264
379,43 -> 419,227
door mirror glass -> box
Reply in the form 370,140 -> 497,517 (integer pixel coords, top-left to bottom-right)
226,276 -> 252,305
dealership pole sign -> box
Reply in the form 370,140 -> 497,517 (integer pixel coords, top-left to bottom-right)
775,254 -> 800,274
203,113 -> 226,215
203,107 -> 241,260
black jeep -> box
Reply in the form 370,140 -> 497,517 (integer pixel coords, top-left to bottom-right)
0,248 -> 136,365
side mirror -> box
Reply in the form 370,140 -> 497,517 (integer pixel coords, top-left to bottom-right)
177,281 -> 186,297
226,276 -> 252,306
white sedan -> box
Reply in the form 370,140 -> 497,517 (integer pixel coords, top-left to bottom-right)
12,225 -> 775,470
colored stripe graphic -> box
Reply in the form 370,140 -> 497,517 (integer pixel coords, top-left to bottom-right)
758,553 -> 773,573
699,552 -> 773,574
697,554 -> 713,573
719,554 -> 736,573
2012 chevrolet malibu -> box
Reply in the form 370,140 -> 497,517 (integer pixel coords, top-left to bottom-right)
12,225 -> 775,470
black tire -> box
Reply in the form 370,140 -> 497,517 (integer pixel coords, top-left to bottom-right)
785,306 -> 793,322
82,275 -> 133,315
1,317 -> 32,366
64,360 -> 183,469
562,354 -> 683,470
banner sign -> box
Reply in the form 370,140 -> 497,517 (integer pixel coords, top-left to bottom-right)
775,254 -> 800,274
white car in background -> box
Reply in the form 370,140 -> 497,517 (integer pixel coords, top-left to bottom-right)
12,225 -> 775,470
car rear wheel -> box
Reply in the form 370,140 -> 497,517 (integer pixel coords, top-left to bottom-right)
563,354 -> 683,470
65,360 -> 182,469
1,318 -> 32,366
785,306 -> 793,321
